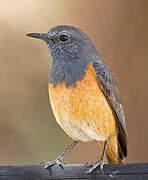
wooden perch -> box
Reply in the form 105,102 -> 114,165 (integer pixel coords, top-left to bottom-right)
0,163 -> 148,179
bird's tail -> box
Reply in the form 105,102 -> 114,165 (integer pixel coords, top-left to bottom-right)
97,134 -> 123,164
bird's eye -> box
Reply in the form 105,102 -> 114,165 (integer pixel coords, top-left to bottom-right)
59,34 -> 69,42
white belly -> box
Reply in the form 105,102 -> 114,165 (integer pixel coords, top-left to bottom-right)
54,112 -> 107,142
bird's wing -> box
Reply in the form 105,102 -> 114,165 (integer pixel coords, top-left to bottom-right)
93,60 -> 127,157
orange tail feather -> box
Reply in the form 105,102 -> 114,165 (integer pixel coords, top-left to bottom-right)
98,134 -> 123,164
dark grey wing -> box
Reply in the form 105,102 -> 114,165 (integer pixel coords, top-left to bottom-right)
93,60 -> 127,158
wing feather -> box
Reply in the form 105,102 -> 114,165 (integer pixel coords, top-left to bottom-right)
93,60 -> 127,157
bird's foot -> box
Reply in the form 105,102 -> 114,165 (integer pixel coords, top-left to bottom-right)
40,158 -> 64,169
85,159 -> 104,174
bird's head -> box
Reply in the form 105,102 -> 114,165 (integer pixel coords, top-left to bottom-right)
27,25 -> 98,60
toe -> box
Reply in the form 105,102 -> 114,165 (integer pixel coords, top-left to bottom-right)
84,162 -> 96,167
86,167 -> 94,174
40,161 -> 56,169
56,158 -> 64,169
85,160 -> 104,174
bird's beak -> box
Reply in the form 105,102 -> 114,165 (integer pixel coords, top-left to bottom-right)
26,33 -> 49,41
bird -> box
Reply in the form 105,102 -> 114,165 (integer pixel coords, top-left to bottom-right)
27,25 -> 127,173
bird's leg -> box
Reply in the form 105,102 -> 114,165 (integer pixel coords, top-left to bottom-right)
41,140 -> 78,169
85,139 -> 108,174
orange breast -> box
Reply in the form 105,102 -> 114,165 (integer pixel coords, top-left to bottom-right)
48,64 -> 118,142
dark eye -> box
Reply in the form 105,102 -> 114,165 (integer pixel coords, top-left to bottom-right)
59,34 -> 69,42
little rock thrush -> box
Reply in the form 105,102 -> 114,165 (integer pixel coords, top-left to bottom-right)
27,25 -> 127,173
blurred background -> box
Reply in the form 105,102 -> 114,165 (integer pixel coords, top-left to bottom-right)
0,0 -> 148,165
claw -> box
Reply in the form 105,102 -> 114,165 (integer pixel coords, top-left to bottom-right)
85,160 -> 104,174
40,158 -> 64,169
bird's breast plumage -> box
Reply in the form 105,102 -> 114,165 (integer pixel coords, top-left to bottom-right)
48,64 -> 118,142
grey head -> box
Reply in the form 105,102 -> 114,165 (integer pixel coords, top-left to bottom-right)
27,25 -> 100,87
